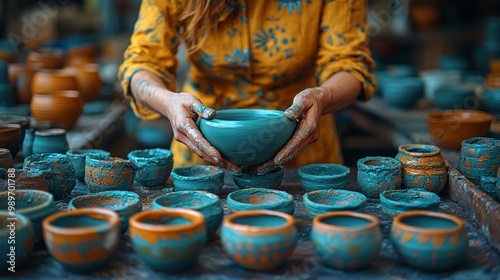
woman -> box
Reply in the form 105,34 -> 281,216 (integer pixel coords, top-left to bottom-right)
118,0 -> 376,174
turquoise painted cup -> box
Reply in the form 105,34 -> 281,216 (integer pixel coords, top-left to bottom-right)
357,156 -> 402,198
85,154 -> 136,193
171,165 -> 224,194
127,148 -> 173,187
380,189 -> 441,218
31,128 -> 69,155
66,149 -> 111,182
0,213 -> 34,271
227,188 -> 294,214
298,163 -> 350,192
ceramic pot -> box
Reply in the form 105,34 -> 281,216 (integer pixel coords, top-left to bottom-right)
380,189 -> 441,217
221,210 -> 297,270
64,64 -> 102,101
420,70 -> 461,101
433,85 -> 476,110
482,88 -> 500,115
311,211 -> 382,270
303,189 -> 367,219
232,167 -> 284,189
357,156 -> 402,198
381,77 -> 424,110
227,188 -> 294,214
479,174 -> 499,201
0,148 -> 13,168
171,165 -> 224,194
152,190 -> 222,240
129,209 -> 206,271
127,148 -> 173,188
32,129 -> 69,155
459,137 -> 500,185
298,163 -> 350,192
390,211 -> 468,271
8,63 -> 24,100
85,154 -> 136,193
15,62 -> 43,104
0,124 -> 21,157
31,69 -> 78,95
31,90 -> 83,129
23,153 -> 76,200
26,50 -> 65,69
66,149 -> 111,182
42,208 -> 120,272
396,144 -> 448,193
0,213 -> 34,271
66,45 -> 98,66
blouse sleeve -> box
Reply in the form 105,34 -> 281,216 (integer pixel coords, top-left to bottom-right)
315,0 -> 376,100
118,0 -> 180,119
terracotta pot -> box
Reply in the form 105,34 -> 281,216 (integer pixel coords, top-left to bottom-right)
32,128 -> 69,155
64,64 -> 102,101
459,137 -> 500,185
26,50 -> 65,69
0,124 -> 22,157
31,90 -> 83,129
31,69 -> 78,95
66,45 -> 98,66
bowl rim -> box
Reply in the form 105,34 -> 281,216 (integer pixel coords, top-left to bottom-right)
153,190 -> 220,211
129,208 -> 205,233
223,209 -> 294,234
427,110 -> 493,124
66,149 -> 111,157
200,109 -> 289,128
227,188 -> 293,209
42,207 -> 119,235
127,148 -> 173,161
303,189 -> 367,210
379,189 -> 441,209
0,213 -> 31,232
397,144 -> 441,157
392,210 -> 464,234
297,163 -> 350,179
312,211 -> 379,232
68,190 -> 141,211
357,156 -> 401,170
171,164 -> 224,181
0,190 -> 54,215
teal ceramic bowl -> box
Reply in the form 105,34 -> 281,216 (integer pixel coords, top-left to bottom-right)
127,148 -> 173,187
152,191 -> 223,240
68,191 -> 142,233
381,77 -> 424,110
232,167 -> 284,189
298,163 -> 350,192
380,189 -> 441,218
433,85 -> 475,110
357,156 -> 402,198
0,190 -> 56,245
171,165 -> 224,194
0,213 -> 34,271
227,188 -> 294,214
303,189 -> 367,219
199,109 -> 297,166
85,154 -> 136,193
66,149 -> 111,182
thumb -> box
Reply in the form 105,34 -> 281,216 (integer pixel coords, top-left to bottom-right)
284,99 -> 307,120
190,103 -> 216,120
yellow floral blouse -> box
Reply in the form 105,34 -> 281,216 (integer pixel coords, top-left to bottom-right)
119,0 -> 376,168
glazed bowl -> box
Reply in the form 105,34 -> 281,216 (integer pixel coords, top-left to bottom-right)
66,149 -> 111,182
170,165 -> 224,194
0,213 -> 34,271
390,211 -> 468,271
199,109 -> 297,166
483,88 -> 500,115
152,190 -> 223,240
68,191 -> 142,233
380,189 -> 441,217
42,208 -> 120,272
311,211 -> 382,270
303,189 -> 367,219
298,163 -> 350,192
432,85 -> 476,110
459,137 -> 500,184
227,188 -> 294,214
129,209 -> 206,272
0,190 -> 56,245
127,148 -> 173,188
31,69 -> 78,95
231,167 -> 284,189
30,90 -> 84,129
85,154 -> 136,193
32,128 -> 69,155
427,110 -> 493,149
381,77 -> 424,110
0,124 -> 21,157
221,210 -> 297,270
357,156 -> 402,198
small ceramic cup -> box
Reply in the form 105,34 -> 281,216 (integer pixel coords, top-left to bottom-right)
129,209 -> 206,272
0,213 -> 34,271
171,165 -> 225,194
298,163 -> 350,192
31,129 -> 69,155
85,154 -> 136,193
357,156 -> 402,198
127,148 -> 173,187
227,188 -> 295,214
231,167 -> 284,189
311,211 -> 382,270
303,189 -> 367,219
66,149 -> 111,182
380,189 -> 441,218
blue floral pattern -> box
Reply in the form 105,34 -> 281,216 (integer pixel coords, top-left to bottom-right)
275,0 -> 311,14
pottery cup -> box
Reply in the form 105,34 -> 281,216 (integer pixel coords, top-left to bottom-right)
31,129 -> 69,155
127,148 -> 173,188
85,154 -> 136,193
303,189 -> 367,219
66,149 -> 111,182
357,156 -> 402,198
432,85 -> 476,110
459,137 -> 500,185
30,90 -> 84,129
231,167 -> 284,189
0,124 -> 21,158
379,189 -> 441,217
0,213 -> 34,271
298,163 -> 350,192
227,188 -> 294,214
170,165 -> 224,194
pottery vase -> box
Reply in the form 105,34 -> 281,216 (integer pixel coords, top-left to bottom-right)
0,213 -> 34,270
22,128 -> 35,158
395,144 -> 448,193
32,129 -> 69,155
0,148 -> 13,169
357,156 -> 402,198
30,90 -> 84,129
459,137 -> 500,185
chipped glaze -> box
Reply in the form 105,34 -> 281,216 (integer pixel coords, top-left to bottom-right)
31,129 -> 69,155
127,148 -> 173,187
66,149 -> 111,182
227,188 -> 294,214
170,165 -> 224,194
85,154 -> 136,193
221,210 -> 297,271
390,210 -> 468,271
395,144 -> 448,193
357,156 -> 402,198
129,209 -> 206,271
311,211 -> 382,270
459,137 -> 500,185
379,189 -> 441,218
232,167 -> 284,189
0,213 -> 34,271
298,163 -> 350,192
0,148 -> 13,169
303,189 -> 367,219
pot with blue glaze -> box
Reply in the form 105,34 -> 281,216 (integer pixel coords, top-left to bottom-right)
31,129 -> 69,155
22,128 -> 35,158
171,165 -> 224,194
85,154 -> 136,193
66,149 -> 111,182
311,211 -> 382,270
0,213 -> 34,271
380,189 -> 441,218
459,137 -> 500,185
227,188 -> 294,214
127,148 -> 173,188
479,173 -> 499,201
153,191 -> 222,240
303,189 -> 367,219
298,163 -> 350,192
357,156 -> 402,198
221,210 -> 297,271
129,209 -> 206,272
232,167 -> 284,189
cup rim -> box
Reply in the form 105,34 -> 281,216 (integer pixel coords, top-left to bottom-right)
0,190 -> 54,214
313,211 -> 379,232
68,190 -> 141,212
223,209 -> 294,235
392,210 -> 464,234
129,208 -> 205,232
153,190 -> 219,211
42,208 -> 119,235
298,163 -> 350,179
200,109 -> 288,128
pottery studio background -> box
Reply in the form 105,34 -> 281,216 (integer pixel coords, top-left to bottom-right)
0,0 -> 500,163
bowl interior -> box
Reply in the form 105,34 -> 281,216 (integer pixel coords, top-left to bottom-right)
139,213 -> 193,226
381,190 -> 440,207
71,192 -> 140,211
307,190 -> 364,206
173,165 -> 221,178
51,215 -> 110,228
400,215 -> 458,229
155,192 -> 217,210
299,164 -> 349,178
318,215 -> 372,228
230,189 -> 289,205
202,109 -> 286,128
427,110 -> 492,124
129,148 -> 172,159
463,137 -> 498,148
231,213 -> 288,228
0,191 -> 51,210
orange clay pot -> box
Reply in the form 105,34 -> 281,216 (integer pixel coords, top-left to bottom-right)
26,50 -> 65,69
30,90 -> 83,129
66,45 -> 98,66
31,69 -> 78,95
64,64 -> 102,101
15,63 -> 43,104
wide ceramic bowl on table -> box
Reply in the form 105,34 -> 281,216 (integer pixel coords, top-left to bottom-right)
303,189 -> 367,219
170,165 -> 224,194
227,188 -> 295,214
380,189 -> 441,218
298,163 -> 350,192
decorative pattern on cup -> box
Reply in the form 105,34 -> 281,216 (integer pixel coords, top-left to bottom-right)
357,156 -> 402,198
85,154 -> 136,193
66,149 -> 111,182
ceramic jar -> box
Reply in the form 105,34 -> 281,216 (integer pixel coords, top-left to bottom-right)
311,211 -> 382,270
0,148 -> 13,169
66,149 -> 111,182
31,69 -> 78,95
85,154 -> 136,192
395,144 -> 448,193
127,148 -> 173,188
31,129 -> 69,155
30,90 -> 84,129
0,124 -> 22,158
0,213 -> 34,271
459,137 -> 500,185
357,156 -> 402,198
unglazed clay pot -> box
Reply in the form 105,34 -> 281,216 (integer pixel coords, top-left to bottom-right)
129,209 -> 206,271
0,124 -> 21,157
127,148 -> 173,188
227,188 -> 294,214
0,213 -> 34,271
298,163 -> 350,192
32,129 -> 69,155
380,189 -> 441,217
221,210 -> 297,270
42,208 -> 120,272
311,211 -> 382,270
64,63 -> 102,101
85,154 -> 136,193
390,211 -> 468,271
232,167 -> 284,189
357,156 -> 402,198
303,189 -> 367,219
26,50 -> 65,69
459,137 -> 500,185
66,149 -> 111,182
396,144 -> 448,193
152,190 -> 222,240
31,69 -> 78,95
0,148 -> 13,169
171,165 -> 224,194
31,90 -> 83,129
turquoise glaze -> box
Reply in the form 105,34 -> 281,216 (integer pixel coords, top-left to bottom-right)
311,211 -> 382,270
380,189 -> 441,217
66,149 -> 111,182
199,109 -> 297,166
127,148 -> 173,187
31,129 -> 69,155
0,190 -> 56,245
68,191 -> 142,233
381,77 -> 424,110
459,137 -> 500,185
23,153 -> 76,200
303,189 -> 367,219
85,154 -> 136,192
152,191 -> 223,240
171,165 -> 224,194
357,156 -> 402,198
227,188 -> 294,214
0,213 -> 34,271
298,163 -> 350,192
22,128 -> 35,158
483,88 -> 500,115
480,174 -> 499,201
232,167 -> 284,189
433,85 -> 475,110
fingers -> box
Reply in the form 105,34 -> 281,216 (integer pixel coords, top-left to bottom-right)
284,89 -> 314,120
190,103 -> 216,120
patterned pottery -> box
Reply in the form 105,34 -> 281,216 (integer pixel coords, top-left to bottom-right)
42,208 -> 120,272
303,189 -> 367,219
66,149 -> 111,182
32,129 -> 69,155
0,213 -> 34,271
30,90 -> 84,129
152,190 -> 222,240
479,174 -> 499,201
0,148 -> 13,169
69,191 -> 142,233
396,144 -> 448,193
390,211 -> 468,271
459,137 -> 500,185
221,210 -> 297,271
227,188 -> 294,214
127,148 -> 173,188
64,63 -> 102,101
232,167 -> 284,189
129,209 -> 206,271
199,109 -> 297,166
171,165 -> 224,194
357,156 -> 402,198
298,163 -> 350,192
311,211 -> 382,270
380,189 -> 441,217
0,124 -> 21,158
85,154 -> 136,193
31,69 -> 78,95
